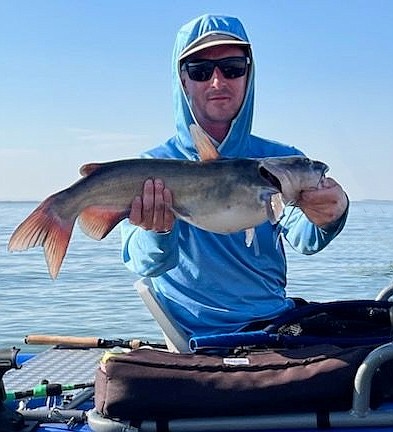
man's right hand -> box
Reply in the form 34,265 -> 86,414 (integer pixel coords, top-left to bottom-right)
129,178 -> 175,232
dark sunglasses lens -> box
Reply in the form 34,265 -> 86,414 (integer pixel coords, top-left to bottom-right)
219,58 -> 248,79
186,57 -> 248,81
187,62 -> 214,81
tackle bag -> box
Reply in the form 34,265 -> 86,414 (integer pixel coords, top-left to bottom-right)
190,300 -> 393,351
94,343 -> 392,422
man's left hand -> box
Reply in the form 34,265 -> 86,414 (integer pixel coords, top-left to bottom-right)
298,177 -> 348,228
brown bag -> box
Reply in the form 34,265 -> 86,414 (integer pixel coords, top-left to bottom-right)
94,344 -> 383,421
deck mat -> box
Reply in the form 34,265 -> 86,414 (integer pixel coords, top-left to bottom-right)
4,348 -> 105,392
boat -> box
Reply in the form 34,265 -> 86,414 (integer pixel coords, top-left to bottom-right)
2,278 -> 393,432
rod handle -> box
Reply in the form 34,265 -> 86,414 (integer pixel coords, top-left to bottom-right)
25,334 -> 99,347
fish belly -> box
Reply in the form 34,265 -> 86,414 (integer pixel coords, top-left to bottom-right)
172,188 -> 270,233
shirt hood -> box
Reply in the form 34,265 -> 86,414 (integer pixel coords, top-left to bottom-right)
172,14 -> 255,159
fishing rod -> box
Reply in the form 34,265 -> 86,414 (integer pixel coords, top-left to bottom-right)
6,381 -> 94,401
25,334 -> 167,349
189,331 -> 393,352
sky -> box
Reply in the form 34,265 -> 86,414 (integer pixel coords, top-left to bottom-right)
0,0 -> 392,201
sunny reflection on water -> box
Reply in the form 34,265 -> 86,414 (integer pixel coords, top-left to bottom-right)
1,201 -> 392,350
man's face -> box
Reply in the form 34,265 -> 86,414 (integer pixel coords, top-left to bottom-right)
181,45 -> 249,135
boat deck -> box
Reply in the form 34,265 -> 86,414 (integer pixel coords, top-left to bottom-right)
4,347 -> 104,392
3,344 -> 393,432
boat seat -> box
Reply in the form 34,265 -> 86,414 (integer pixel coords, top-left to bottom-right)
134,277 -> 191,353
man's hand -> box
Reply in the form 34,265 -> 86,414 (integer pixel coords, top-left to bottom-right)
129,178 -> 175,232
298,177 -> 348,228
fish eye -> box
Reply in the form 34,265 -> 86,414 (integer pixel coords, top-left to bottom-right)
302,158 -> 313,167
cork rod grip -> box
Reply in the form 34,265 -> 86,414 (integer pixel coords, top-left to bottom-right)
25,334 -> 100,347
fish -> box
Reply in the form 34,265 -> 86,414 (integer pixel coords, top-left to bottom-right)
8,126 -> 329,279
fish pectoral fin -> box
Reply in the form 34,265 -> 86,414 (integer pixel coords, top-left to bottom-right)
268,193 -> 285,223
78,206 -> 128,240
8,196 -> 74,279
245,228 -> 255,247
189,124 -> 220,161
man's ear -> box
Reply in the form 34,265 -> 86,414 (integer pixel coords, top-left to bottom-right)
180,71 -> 189,96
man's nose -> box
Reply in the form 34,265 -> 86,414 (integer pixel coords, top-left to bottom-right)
211,67 -> 225,87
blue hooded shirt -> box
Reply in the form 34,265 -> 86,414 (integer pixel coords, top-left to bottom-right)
121,15 -> 347,337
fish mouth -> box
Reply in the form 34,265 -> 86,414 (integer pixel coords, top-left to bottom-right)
259,157 -> 330,191
313,161 -> 329,179
258,157 -> 330,206
259,166 -> 282,192
315,161 -> 330,187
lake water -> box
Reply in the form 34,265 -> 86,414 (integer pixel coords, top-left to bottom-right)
1,201 -> 393,352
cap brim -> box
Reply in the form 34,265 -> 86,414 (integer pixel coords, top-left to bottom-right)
179,38 -> 250,61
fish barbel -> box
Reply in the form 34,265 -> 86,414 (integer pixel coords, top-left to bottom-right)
8,126 -> 328,279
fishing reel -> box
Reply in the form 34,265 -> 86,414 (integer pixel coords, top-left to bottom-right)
0,347 -> 20,401
0,347 -> 24,432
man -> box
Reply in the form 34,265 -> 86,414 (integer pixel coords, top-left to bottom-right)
121,14 -> 348,338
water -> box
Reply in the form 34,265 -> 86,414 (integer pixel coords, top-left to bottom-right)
1,201 -> 393,351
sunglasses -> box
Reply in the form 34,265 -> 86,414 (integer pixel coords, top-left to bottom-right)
182,56 -> 250,82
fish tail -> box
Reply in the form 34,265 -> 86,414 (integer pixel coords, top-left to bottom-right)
8,196 -> 75,279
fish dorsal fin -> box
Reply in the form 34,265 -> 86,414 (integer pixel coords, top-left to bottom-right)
189,124 -> 220,161
79,163 -> 103,177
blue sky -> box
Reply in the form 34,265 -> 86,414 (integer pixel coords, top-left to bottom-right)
1,0 -> 392,201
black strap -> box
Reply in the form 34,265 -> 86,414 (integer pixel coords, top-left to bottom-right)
316,410 -> 331,429
156,419 -> 170,432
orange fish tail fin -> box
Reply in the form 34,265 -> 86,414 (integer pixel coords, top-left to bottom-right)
8,197 -> 75,279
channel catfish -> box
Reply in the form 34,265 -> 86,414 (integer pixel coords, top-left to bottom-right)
8,127 -> 328,279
